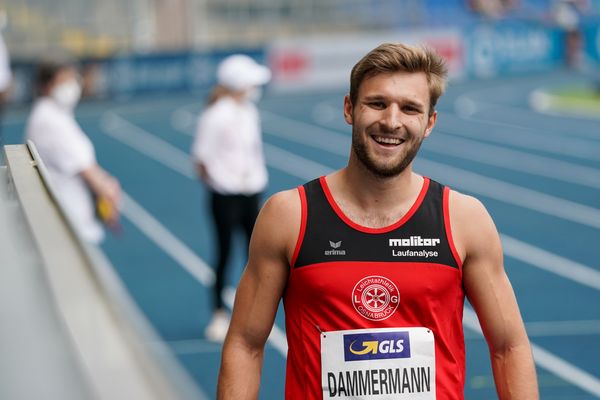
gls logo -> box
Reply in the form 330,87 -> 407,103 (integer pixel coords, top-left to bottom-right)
324,240 -> 346,256
344,331 -> 411,362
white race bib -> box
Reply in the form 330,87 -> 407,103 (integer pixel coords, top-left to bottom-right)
321,327 -> 435,399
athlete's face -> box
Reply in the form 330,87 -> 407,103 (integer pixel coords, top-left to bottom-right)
344,71 -> 437,178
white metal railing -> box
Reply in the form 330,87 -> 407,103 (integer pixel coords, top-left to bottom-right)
0,143 -> 204,400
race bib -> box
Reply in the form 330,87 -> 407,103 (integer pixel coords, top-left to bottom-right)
321,327 -> 435,399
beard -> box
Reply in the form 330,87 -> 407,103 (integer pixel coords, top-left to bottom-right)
352,125 -> 424,178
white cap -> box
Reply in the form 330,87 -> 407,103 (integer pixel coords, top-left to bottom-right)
217,54 -> 271,91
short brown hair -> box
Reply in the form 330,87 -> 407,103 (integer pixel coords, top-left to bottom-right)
349,43 -> 448,115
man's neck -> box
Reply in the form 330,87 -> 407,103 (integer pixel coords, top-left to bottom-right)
325,163 -> 424,228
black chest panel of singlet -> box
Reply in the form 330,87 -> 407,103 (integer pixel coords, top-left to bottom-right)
294,178 -> 460,269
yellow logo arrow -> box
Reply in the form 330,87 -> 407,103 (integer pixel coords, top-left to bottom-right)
349,340 -> 378,355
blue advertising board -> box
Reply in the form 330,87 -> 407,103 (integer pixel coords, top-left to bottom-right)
583,20 -> 600,64
8,48 -> 267,103
98,48 -> 266,98
464,22 -> 565,78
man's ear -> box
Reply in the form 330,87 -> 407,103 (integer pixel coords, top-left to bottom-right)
343,95 -> 353,125
424,110 -> 437,138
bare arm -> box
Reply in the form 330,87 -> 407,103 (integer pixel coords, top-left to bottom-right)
451,191 -> 538,399
217,189 -> 299,399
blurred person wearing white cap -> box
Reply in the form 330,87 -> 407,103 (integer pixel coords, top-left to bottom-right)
191,54 -> 271,342
25,59 -> 121,244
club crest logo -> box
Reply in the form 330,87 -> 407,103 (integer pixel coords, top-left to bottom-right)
352,275 -> 399,321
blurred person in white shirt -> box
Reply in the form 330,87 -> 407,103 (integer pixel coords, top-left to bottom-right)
25,59 -> 121,244
191,54 -> 270,342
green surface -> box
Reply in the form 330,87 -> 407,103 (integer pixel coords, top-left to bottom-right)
548,87 -> 600,116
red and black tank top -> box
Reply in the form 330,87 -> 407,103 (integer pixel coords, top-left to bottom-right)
283,176 -> 465,400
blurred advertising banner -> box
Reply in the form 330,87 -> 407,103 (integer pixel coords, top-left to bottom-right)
91,49 -> 266,99
6,20 -> 599,104
7,49 -> 266,103
464,22 -> 564,78
267,21 -> 589,92
267,29 -> 465,93
583,22 -> 600,65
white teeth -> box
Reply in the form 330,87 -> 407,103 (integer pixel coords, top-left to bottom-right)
373,136 -> 403,145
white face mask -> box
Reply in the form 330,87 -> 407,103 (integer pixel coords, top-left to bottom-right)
50,79 -> 82,110
244,87 -> 263,103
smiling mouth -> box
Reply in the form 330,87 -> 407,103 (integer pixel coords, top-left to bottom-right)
372,135 -> 405,146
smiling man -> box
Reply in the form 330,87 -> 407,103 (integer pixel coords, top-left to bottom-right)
217,43 -> 538,400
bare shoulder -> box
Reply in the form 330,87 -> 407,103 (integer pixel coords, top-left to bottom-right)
262,188 -> 301,214
258,188 -> 301,231
448,189 -> 499,260
448,189 -> 490,221
252,188 -> 303,262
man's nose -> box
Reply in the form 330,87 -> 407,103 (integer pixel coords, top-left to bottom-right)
380,105 -> 403,132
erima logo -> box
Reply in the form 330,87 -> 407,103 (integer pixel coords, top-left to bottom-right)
389,236 -> 440,247
344,331 -> 411,362
325,240 -> 346,256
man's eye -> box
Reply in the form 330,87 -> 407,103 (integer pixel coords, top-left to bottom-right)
369,101 -> 385,109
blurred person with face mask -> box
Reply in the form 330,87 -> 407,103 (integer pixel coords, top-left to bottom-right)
25,59 -> 121,244
191,54 -> 271,342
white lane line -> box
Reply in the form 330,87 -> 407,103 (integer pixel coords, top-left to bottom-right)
466,319 -> 600,338
101,112 -> 195,179
109,111 -> 600,396
121,193 -> 215,286
453,85 -> 600,140
102,111 -> 331,184
425,134 -> 600,189
121,191 -> 288,357
463,308 -> 600,398
443,112 -> 600,161
501,235 -> 600,291
417,159 -> 600,230
532,346 -> 600,398
263,143 -> 334,181
260,110 -> 600,229
263,110 -> 352,150
524,320 -> 600,337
